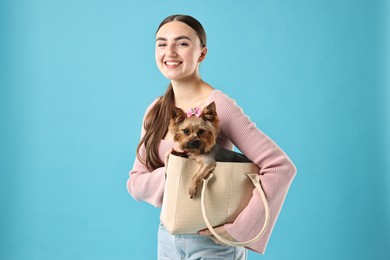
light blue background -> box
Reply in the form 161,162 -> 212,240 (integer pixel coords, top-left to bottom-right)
1,0 -> 389,259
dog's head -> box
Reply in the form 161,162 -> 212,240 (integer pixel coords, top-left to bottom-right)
169,102 -> 219,155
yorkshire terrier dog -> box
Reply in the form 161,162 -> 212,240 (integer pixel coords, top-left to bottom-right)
167,102 -> 252,199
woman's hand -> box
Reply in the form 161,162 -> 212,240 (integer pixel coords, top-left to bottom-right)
198,225 -> 238,246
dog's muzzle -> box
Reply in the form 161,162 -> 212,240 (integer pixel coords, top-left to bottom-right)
186,140 -> 201,149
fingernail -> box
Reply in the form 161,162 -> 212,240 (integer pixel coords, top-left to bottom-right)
199,231 -> 205,235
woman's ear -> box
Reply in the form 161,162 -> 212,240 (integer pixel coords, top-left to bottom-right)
198,47 -> 208,62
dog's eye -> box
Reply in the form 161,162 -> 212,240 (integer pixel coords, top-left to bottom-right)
183,129 -> 190,135
197,129 -> 205,135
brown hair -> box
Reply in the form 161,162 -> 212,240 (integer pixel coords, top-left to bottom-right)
136,15 -> 207,171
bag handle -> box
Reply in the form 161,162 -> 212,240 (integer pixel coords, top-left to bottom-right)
200,173 -> 270,247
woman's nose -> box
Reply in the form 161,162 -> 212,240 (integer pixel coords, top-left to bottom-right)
166,44 -> 178,57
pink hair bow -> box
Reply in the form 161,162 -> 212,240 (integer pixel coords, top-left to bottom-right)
186,107 -> 202,118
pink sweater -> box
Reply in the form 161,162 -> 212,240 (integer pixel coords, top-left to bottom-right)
127,89 -> 296,254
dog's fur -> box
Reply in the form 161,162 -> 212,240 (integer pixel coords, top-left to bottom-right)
168,102 -> 251,198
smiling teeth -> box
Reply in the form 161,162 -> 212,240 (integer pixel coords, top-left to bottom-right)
165,61 -> 181,66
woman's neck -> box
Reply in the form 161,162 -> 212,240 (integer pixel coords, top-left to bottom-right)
171,77 -> 213,110
171,77 -> 201,100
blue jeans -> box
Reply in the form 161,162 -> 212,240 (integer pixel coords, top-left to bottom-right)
158,223 -> 247,260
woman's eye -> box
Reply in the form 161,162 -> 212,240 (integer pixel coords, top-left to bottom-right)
183,129 -> 190,135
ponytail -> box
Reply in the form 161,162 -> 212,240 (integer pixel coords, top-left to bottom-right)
136,85 -> 174,171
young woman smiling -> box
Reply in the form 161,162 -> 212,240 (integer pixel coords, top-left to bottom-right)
128,14 -> 296,260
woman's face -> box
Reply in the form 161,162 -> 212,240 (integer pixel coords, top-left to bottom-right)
155,21 -> 206,81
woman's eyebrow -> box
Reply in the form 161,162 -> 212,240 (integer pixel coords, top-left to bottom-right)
156,36 -> 192,42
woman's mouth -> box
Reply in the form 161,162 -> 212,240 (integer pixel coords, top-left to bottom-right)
164,61 -> 182,67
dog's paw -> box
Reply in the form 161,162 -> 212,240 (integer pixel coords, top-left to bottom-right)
188,185 -> 198,199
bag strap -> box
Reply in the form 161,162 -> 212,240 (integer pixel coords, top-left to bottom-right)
200,173 -> 270,247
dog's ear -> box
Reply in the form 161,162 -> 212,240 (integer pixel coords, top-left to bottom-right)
171,106 -> 186,125
201,102 -> 217,122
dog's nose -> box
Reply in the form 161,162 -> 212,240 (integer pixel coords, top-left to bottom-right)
188,140 -> 201,148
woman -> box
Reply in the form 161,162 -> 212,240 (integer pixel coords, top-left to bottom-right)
127,14 -> 296,259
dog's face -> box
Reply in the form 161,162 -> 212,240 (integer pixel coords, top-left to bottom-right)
170,102 -> 219,155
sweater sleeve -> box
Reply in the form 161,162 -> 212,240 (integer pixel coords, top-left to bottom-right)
211,91 -> 297,254
126,99 -> 167,208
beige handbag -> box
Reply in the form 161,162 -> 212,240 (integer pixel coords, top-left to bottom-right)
160,153 -> 270,247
